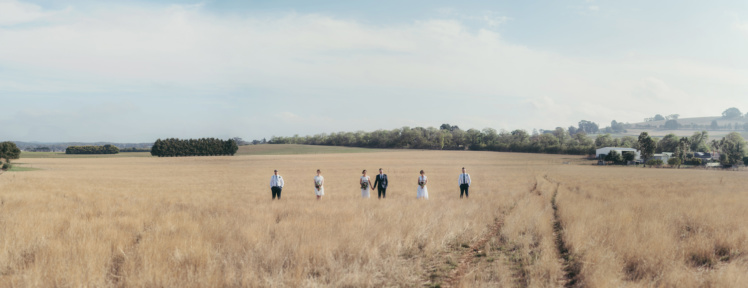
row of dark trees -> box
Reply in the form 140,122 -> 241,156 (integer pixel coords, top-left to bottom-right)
65,144 -> 120,155
150,138 -> 238,157
120,147 -> 151,153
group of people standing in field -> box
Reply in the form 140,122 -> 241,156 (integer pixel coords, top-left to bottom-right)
269,167 -> 472,200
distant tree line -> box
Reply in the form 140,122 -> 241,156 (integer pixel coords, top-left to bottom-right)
66,144 -> 120,155
270,123 -> 608,155
13,142 -> 152,152
0,142 -> 21,170
120,147 -> 151,153
268,124 -> 747,167
150,138 -> 238,157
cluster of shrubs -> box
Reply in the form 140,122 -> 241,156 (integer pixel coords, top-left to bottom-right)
150,138 -> 238,157
65,144 -> 120,154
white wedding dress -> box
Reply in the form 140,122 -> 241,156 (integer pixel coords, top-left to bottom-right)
360,176 -> 371,198
417,175 -> 429,199
314,175 -> 324,196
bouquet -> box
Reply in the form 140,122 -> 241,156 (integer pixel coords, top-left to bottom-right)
418,181 -> 425,188
315,180 -> 322,189
361,181 -> 369,189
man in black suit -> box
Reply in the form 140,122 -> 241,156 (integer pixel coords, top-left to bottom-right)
372,168 -> 388,199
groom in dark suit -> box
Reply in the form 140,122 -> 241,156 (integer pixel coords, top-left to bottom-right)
372,168 -> 388,199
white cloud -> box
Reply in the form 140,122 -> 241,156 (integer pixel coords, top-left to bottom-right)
736,21 -> 748,34
0,0 -> 68,26
1,2 -> 747,141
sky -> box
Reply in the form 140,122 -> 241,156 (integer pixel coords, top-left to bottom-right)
1,0 -> 748,142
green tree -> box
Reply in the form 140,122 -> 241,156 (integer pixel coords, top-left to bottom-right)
722,107 -> 743,119
668,158 -> 681,167
578,120 -> 599,134
689,131 -> 709,152
638,132 -> 656,166
664,119 -> 680,130
604,150 -> 622,164
622,151 -> 635,163
710,120 -> 719,130
656,134 -> 679,153
719,132 -> 746,167
0,141 -> 21,170
654,114 -> 665,121
674,137 -> 690,168
594,134 -> 615,148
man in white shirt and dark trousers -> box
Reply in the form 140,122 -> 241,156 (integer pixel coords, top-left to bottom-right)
270,169 -> 285,200
459,167 -> 471,199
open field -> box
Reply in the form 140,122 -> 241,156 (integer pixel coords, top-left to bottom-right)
2,147 -> 748,287
18,144 -> 380,159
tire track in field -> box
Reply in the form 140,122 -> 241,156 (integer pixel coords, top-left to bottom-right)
442,217 -> 504,288
550,180 -> 583,287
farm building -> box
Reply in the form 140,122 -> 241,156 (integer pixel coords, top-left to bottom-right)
595,147 -> 641,161
652,152 -> 674,162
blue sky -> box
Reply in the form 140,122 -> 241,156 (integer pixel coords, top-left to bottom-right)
1,0 -> 747,142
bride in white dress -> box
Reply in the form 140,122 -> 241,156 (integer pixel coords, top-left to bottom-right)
417,170 -> 428,199
360,170 -> 372,198
314,169 -> 324,200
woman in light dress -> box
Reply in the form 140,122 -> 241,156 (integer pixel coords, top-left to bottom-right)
314,169 -> 324,200
360,170 -> 372,198
417,170 -> 429,199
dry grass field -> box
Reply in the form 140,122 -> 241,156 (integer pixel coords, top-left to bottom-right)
1,145 -> 747,287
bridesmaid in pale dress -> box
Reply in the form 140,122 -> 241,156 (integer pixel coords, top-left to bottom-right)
417,170 -> 429,199
360,170 -> 372,198
313,169 -> 324,200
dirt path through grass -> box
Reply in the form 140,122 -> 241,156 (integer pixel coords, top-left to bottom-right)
441,217 -> 505,287
549,177 -> 583,287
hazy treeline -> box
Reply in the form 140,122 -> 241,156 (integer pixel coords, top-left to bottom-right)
66,144 -> 120,155
120,147 -> 151,153
14,141 -> 152,152
151,138 -> 238,157
270,124 -> 608,155
637,108 -> 748,131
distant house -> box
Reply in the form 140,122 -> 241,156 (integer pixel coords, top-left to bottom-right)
652,152 -> 674,162
693,152 -> 717,161
595,147 -> 641,161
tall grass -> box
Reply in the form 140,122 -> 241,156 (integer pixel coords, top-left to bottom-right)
0,151 -> 545,287
2,151 -> 746,287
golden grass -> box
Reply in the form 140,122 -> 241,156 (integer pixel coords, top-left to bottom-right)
2,149 -> 747,287
552,167 -> 748,287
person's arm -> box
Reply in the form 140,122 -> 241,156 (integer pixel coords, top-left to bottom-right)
467,174 -> 471,186
424,177 -> 428,185
383,175 -> 387,188
372,176 -> 379,187
270,176 -> 273,187
279,176 -> 284,188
